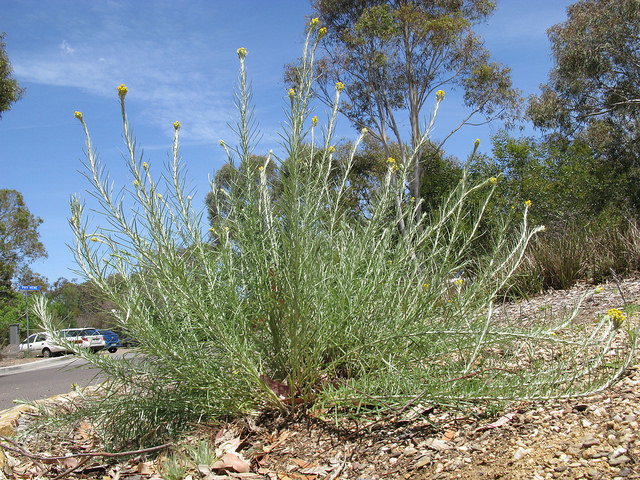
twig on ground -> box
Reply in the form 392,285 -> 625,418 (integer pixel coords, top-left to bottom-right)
0,434 -> 171,461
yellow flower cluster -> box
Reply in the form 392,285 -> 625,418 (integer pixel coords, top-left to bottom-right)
387,157 -> 398,172
173,121 -> 181,130
328,146 -> 336,153
258,165 -> 264,172
311,116 -> 318,127
361,127 -> 368,135
607,308 -> 626,328
288,88 -> 295,100
74,111 -> 83,120
117,83 -> 128,100
489,177 -> 497,184
474,138 -> 480,149
143,162 -> 149,170
310,17 -> 319,28
436,90 -> 445,101
454,278 -> 463,286
318,27 -> 327,39
336,81 -> 345,92
237,47 -> 247,59
525,200 -> 532,207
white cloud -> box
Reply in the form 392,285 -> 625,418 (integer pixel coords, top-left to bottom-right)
60,40 -> 75,54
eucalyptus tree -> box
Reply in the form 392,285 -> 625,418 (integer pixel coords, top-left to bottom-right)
0,33 -> 24,118
528,0 -> 640,211
293,0 -> 521,221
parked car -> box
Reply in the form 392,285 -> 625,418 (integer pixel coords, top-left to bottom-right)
59,328 -> 106,352
19,332 -> 67,358
99,329 -> 120,353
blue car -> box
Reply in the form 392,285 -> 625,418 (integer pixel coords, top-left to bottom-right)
99,329 -> 121,353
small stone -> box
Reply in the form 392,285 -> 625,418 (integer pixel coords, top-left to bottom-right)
424,438 -> 452,452
582,418 -> 593,428
554,466 -> 567,473
513,447 -> 532,461
587,468 -> 600,478
581,437 -> 599,448
403,447 -> 418,456
413,455 -> 432,469
609,455 -> 631,466
610,447 -> 628,459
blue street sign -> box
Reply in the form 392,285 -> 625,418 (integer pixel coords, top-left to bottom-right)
19,285 -> 40,291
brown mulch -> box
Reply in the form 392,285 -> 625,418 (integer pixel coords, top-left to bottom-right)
1,278 -> 640,480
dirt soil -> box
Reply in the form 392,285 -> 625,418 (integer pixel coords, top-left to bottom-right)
1,278 -> 639,480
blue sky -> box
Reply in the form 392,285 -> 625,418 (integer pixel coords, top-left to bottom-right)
1,0 -> 575,285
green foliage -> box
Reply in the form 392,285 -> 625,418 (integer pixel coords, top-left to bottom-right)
0,33 -> 24,118
47,278 -> 117,329
33,22 -> 639,451
528,0 -> 640,213
0,290 -> 25,345
0,189 -> 47,294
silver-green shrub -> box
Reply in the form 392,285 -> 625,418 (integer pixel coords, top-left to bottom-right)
33,20 -> 638,448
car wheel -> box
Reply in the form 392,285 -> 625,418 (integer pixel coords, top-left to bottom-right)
108,347 -> 117,353
42,348 -> 52,358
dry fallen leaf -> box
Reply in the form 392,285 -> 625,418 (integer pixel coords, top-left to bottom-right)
290,458 -> 318,469
137,460 -> 154,475
440,429 -> 456,442
211,452 -> 251,473
474,411 -> 517,432
60,456 -> 82,470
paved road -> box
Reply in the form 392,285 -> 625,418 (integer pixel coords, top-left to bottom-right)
0,355 -> 108,411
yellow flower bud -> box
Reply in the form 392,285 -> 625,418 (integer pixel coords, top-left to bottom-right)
237,47 -> 247,59
387,157 -> 398,172
258,165 -> 264,171
328,146 -> 335,153
219,139 -> 225,146
173,121 -> 181,130
361,127 -> 368,135
336,81 -> 345,92
143,162 -> 148,170
310,17 -> 319,28
117,83 -> 128,100
312,116 -> 318,127
489,177 -> 497,184
288,88 -> 295,100
134,179 -> 140,187
74,111 -> 83,120
474,138 -> 480,149
436,90 -> 445,101
607,308 -> 626,329
318,27 -> 327,39
525,200 -> 532,207
90,237 -> 98,242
